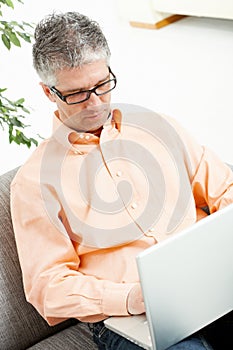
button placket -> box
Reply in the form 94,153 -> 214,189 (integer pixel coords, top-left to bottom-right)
116,170 -> 123,177
131,202 -> 138,210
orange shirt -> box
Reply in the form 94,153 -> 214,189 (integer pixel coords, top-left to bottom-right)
10,108 -> 233,325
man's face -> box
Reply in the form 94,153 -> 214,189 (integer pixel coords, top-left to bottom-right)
42,60 -> 112,133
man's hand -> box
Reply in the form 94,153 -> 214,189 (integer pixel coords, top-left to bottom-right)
127,283 -> 145,315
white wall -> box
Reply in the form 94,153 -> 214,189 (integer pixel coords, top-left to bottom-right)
1,0 -> 233,175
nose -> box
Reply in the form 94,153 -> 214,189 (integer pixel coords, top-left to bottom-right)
86,91 -> 101,106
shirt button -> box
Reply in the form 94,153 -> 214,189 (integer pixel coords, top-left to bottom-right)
85,135 -> 90,140
116,170 -> 122,177
148,227 -> 155,232
131,202 -> 138,209
79,134 -> 84,139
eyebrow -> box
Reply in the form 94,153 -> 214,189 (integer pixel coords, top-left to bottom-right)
62,72 -> 110,95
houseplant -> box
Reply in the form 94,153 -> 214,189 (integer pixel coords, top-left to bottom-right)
0,0 -> 38,147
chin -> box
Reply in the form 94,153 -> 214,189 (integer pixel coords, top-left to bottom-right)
88,121 -> 105,133
87,115 -> 109,132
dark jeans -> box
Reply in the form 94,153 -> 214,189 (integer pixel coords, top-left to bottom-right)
88,322 -> 213,350
202,311 -> 233,350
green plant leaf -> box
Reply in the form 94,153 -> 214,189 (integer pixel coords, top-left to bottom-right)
8,30 -> 21,46
17,31 -> 31,43
15,98 -> 25,105
5,0 -> 14,9
1,33 -> 11,49
21,106 -> 30,113
11,116 -> 24,127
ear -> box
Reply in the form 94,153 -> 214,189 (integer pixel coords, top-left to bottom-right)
40,82 -> 56,102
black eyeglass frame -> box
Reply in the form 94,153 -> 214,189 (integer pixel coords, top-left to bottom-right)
49,67 -> 117,105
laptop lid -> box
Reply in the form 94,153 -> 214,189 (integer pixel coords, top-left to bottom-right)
136,203 -> 233,350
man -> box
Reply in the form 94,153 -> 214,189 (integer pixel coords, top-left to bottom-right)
10,11 -> 233,349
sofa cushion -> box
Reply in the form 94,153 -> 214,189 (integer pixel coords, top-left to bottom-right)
0,168 -> 94,349
27,323 -> 97,349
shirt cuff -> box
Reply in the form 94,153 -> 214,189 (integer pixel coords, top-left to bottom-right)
102,282 -> 136,316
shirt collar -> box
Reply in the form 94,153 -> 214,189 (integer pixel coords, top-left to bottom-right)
52,109 -> 121,152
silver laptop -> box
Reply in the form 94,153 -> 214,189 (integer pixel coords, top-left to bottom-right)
104,203 -> 233,350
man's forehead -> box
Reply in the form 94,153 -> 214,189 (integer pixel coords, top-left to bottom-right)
55,61 -> 109,91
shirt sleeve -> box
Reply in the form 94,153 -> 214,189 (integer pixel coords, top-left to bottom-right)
10,177 -> 134,326
191,146 -> 233,213
161,113 -> 233,213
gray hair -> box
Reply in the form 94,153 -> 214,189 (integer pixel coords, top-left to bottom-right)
32,11 -> 111,86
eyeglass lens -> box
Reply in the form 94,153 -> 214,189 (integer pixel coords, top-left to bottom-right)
66,79 -> 116,104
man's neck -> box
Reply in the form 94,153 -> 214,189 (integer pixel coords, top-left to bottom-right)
91,126 -> 103,138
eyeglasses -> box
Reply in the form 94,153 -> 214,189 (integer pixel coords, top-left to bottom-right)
50,67 -> 117,105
